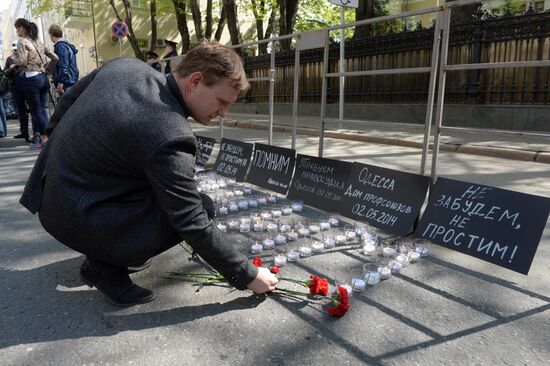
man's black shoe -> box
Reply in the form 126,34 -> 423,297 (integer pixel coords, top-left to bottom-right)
127,258 -> 152,273
80,258 -> 155,306
13,133 -> 28,139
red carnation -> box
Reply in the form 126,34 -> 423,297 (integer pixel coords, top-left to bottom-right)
270,265 -> 280,274
306,275 -> 329,296
327,286 -> 350,318
252,257 -> 263,267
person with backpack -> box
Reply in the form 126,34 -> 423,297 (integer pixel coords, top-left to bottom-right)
48,25 -> 79,96
11,18 -> 58,149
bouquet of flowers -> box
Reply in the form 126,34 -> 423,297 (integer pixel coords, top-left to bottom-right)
169,255 -> 350,318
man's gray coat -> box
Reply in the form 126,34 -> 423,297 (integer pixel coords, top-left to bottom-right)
20,58 -> 257,289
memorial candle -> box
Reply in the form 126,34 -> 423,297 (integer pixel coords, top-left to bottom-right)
409,251 -> 421,263
228,218 -> 239,230
274,255 -> 287,267
290,201 -> 303,212
335,234 -> 346,245
282,206 -> 293,215
216,222 -> 227,232
308,225 -> 320,234
287,231 -> 298,241
351,278 -> 366,292
275,234 -> 287,245
287,250 -> 300,261
311,241 -> 324,253
250,242 -> 263,254
218,206 -> 228,215
263,239 -> 275,250
324,237 -> 336,249
257,196 -> 267,205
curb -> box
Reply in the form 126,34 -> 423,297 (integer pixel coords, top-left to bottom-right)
225,120 -> 546,164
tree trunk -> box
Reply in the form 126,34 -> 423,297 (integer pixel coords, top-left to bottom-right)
352,0 -> 375,40
214,7 -> 226,41
205,0 -> 213,39
150,0 -> 157,52
223,0 -> 241,47
189,0 -> 203,40
279,0 -> 299,51
172,0 -> 191,53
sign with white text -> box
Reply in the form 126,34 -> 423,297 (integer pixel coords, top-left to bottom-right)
415,178 -> 550,274
213,138 -> 253,181
195,135 -> 216,167
246,143 -> 296,194
287,154 -> 352,212
338,163 -> 430,235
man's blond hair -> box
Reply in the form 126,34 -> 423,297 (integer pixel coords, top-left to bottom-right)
174,40 -> 249,93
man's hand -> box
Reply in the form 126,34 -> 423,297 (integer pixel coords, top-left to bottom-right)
56,83 -> 64,94
247,267 -> 278,294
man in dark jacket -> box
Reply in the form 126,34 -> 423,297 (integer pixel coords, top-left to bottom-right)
20,40 -> 277,306
162,39 -> 178,74
147,50 -> 162,72
48,25 -> 79,95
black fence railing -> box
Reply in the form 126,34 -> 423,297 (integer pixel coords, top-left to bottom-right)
241,10 -> 550,105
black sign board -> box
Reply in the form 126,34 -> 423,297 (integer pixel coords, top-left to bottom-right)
213,138 -> 253,181
246,143 -> 296,194
415,177 -> 550,275
287,154 -> 352,212
195,135 -> 216,167
338,163 -> 430,235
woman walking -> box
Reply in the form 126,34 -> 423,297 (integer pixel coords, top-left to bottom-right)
11,18 -> 58,149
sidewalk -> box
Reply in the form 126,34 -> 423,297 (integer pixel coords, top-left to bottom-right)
1,118 -> 549,365
224,113 -> 550,163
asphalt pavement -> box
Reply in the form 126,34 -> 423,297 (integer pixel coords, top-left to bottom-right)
1,117 -> 549,366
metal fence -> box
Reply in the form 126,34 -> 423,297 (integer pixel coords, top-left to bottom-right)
241,8 -> 550,105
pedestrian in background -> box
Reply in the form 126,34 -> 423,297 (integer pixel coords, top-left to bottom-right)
11,18 -> 58,149
48,25 -> 79,96
0,65 -> 7,137
146,50 -> 162,72
6,41 -> 31,142
162,39 -> 178,74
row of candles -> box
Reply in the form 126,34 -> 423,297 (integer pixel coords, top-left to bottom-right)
198,173 -> 432,295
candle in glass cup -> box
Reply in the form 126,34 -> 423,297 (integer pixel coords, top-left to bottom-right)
248,197 -> 258,208
311,241 -> 324,253
271,206 -> 282,218
216,221 -> 228,232
379,266 -> 392,279
329,217 -> 340,227
350,269 -> 366,292
299,243 -> 312,257
363,263 -> 381,286
335,234 -> 346,245
287,250 -> 300,261
382,246 -> 396,258
390,260 -> 402,273
396,253 -> 410,267
363,241 -> 377,256
229,201 -> 239,213
274,254 -> 287,267
261,210 -> 272,220
275,234 -> 287,245
257,196 -> 267,205
218,206 -> 229,216
319,220 -> 330,231
282,205 -> 293,215
228,218 -> 239,230
308,224 -> 320,234
409,251 -> 421,263
297,227 -> 310,237
239,222 -> 251,233
279,222 -> 291,233
286,231 -> 298,241
250,242 -> 263,254
211,183 -> 220,191
234,188 -> 244,196
267,194 -> 277,203
226,191 -> 235,199
263,238 -> 275,250
253,221 -> 264,232
266,221 -> 278,233
243,186 -> 253,195
237,199 -> 249,210
290,200 -> 303,212
415,244 -> 430,257
324,236 -> 336,249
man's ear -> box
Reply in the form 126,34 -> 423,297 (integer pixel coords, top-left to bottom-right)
188,72 -> 204,87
